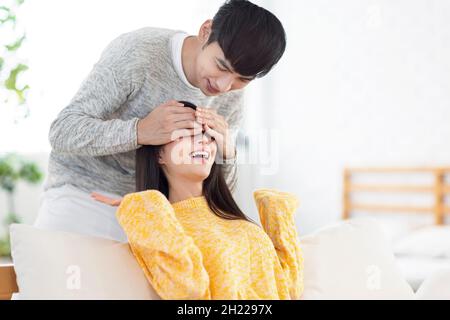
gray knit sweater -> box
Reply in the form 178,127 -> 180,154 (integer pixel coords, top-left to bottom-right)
46,27 -> 244,196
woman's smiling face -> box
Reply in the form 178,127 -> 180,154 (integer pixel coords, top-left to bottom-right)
158,132 -> 218,182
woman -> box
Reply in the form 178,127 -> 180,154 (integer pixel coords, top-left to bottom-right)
91,120 -> 304,300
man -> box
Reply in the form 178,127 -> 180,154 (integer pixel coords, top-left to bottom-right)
34,0 -> 287,242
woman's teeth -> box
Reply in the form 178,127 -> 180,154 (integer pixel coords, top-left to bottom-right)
190,151 -> 210,160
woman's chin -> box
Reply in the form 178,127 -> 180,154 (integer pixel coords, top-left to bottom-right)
188,167 -> 212,181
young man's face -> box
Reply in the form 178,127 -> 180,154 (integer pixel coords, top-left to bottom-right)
195,41 -> 255,96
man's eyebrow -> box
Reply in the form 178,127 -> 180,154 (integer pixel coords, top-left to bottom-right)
216,57 -> 255,81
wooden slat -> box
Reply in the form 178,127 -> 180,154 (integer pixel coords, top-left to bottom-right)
350,204 -> 433,213
349,184 -> 435,193
434,172 -> 446,225
342,170 -> 351,220
0,264 -> 18,300
347,167 -> 450,173
343,167 -> 450,224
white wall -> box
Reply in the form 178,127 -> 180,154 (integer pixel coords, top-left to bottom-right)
1,0 -> 450,238
236,0 -> 450,232
235,0 -> 450,235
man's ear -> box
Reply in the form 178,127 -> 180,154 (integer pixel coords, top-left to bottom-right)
199,19 -> 213,44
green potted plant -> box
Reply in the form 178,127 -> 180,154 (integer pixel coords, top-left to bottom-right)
0,154 -> 43,257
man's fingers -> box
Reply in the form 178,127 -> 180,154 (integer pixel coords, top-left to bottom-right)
196,110 -> 227,127
196,114 -> 215,123
171,128 -> 202,140
165,106 -> 196,114
204,123 -> 217,134
91,192 -> 106,200
196,113 -> 216,125
173,120 -> 203,130
198,117 -> 214,128
111,198 -> 123,206
200,118 -> 227,134
161,100 -> 196,114
197,107 -> 217,114
90,192 -> 121,206
169,113 -> 196,122
164,100 -> 185,107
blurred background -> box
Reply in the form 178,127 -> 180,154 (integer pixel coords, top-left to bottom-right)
1,0 -> 449,290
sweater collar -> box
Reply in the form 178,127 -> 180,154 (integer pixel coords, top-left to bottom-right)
171,196 -> 209,211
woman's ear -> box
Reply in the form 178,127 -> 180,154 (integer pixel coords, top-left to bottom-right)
199,19 -> 212,44
158,150 -> 165,165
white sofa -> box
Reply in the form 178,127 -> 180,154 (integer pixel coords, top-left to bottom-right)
8,218 -> 450,300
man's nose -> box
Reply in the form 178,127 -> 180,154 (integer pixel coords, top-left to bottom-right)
216,74 -> 234,93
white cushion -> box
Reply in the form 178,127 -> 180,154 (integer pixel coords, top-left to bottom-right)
415,268 -> 450,300
354,213 -> 430,244
9,224 -> 160,300
300,218 -> 415,299
393,226 -> 450,258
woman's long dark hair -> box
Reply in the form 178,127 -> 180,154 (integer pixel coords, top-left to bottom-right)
135,144 -> 255,224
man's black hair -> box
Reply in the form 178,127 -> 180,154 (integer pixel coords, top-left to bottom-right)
206,0 -> 287,79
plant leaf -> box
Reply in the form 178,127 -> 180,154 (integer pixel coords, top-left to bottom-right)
5,34 -> 26,51
4,63 -> 29,103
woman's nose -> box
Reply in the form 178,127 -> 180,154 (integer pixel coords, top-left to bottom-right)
195,132 -> 212,144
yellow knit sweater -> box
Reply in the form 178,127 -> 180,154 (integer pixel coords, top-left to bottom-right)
116,188 -> 304,300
